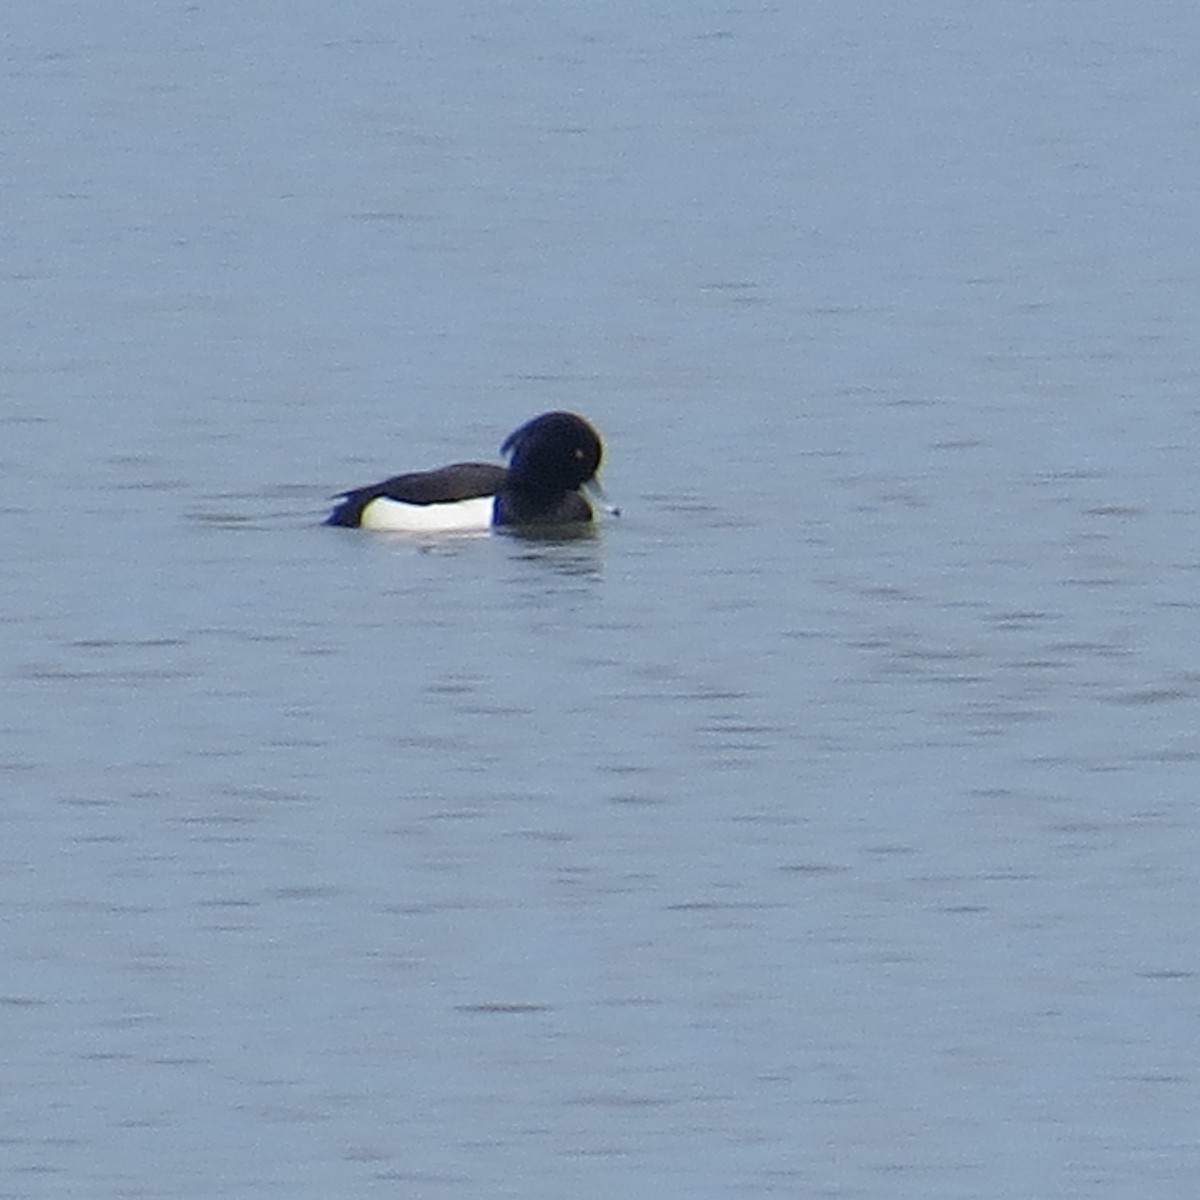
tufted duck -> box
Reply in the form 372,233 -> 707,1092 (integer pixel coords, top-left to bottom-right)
326,411 -> 610,532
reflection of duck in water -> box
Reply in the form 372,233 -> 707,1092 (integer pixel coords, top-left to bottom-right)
327,412 -> 611,532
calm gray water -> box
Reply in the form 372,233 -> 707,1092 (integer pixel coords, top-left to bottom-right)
4,2 -> 1200,1197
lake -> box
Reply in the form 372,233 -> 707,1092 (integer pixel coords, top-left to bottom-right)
3,2 -> 1200,1197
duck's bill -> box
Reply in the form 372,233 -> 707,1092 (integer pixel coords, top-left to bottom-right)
585,478 -> 620,517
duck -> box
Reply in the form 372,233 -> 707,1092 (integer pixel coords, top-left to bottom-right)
326,411 -> 609,532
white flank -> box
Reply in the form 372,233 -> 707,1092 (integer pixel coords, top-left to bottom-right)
358,495 -> 494,533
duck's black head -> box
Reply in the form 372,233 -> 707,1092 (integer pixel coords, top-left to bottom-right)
500,411 -> 603,495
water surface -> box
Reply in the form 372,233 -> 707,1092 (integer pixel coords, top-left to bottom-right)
4,2 -> 1200,1197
